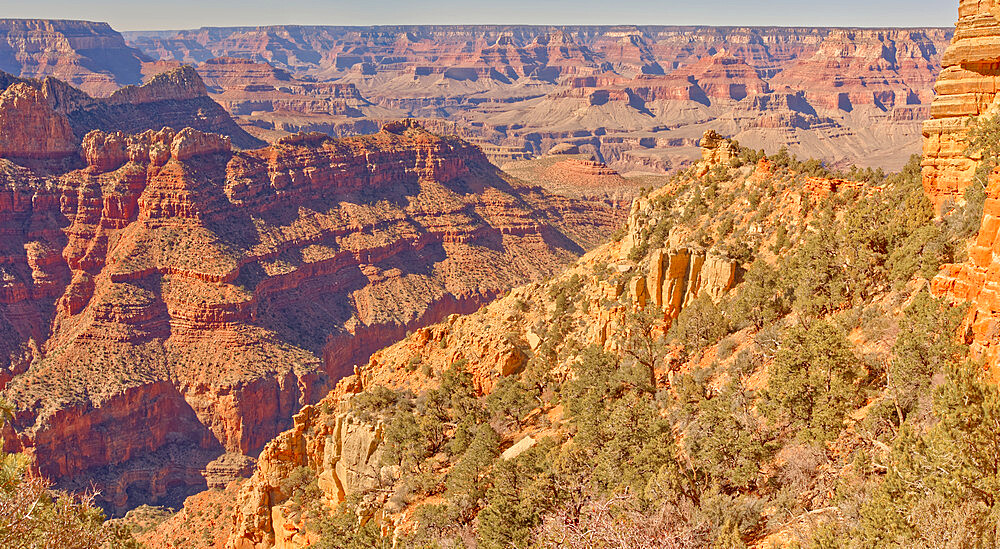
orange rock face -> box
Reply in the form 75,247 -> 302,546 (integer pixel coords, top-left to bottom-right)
927,1 -> 1000,372
672,52 -> 770,101
932,195 -> 1000,368
922,1 -> 1000,210
0,118 -> 618,514
768,29 -> 933,111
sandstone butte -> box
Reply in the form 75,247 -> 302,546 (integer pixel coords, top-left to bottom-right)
928,0 -> 1000,374
220,130 -> 880,549
0,105 -> 620,514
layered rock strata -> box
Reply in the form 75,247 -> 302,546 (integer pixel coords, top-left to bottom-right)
922,0 -> 1000,210
0,66 -> 263,154
126,25 -> 953,173
0,119 -> 617,514
0,19 -> 148,96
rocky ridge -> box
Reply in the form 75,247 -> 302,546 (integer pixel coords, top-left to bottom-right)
221,132 -> 887,548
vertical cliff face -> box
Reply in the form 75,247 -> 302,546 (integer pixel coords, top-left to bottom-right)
0,19 -> 148,96
928,1 -> 1000,372
922,0 -> 1000,210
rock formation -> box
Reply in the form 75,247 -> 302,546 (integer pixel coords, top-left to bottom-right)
126,25 -> 952,173
501,153 -> 636,203
0,66 -> 263,152
700,129 -> 736,167
927,1 -> 1000,373
0,113 -> 618,514
922,1 -> 1000,210
0,19 -> 148,96
643,247 -> 741,319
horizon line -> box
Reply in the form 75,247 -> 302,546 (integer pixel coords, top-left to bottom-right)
0,18 -> 955,33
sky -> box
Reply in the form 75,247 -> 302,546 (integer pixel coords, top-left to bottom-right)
4,0 -> 958,31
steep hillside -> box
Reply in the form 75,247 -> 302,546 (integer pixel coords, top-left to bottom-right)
0,118 -> 620,515
214,126 -> 983,548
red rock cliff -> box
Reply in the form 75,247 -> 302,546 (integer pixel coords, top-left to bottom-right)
0,119 -> 618,514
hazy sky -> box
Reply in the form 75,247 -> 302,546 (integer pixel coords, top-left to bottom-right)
5,0 -> 958,31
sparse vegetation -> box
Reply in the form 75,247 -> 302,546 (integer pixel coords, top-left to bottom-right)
227,138 -> 995,548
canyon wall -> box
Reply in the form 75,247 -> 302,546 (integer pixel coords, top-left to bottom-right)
125,25 -> 953,173
0,19 -> 148,96
927,1 -> 1000,374
922,0 -> 1000,210
0,117 -> 618,514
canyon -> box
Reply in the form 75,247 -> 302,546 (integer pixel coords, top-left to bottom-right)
0,65 -> 262,154
117,26 -> 952,173
0,106 -> 619,513
6,3 -> 1000,546
220,128 -> 893,549
0,19 -> 955,174
121,25 -> 952,173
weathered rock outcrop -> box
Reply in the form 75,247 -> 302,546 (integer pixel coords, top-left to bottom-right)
644,247 -> 741,319
699,129 -> 736,168
0,117 -> 618,514
227,380 -> 384,549
195,57 -> 388,127
927,2 -> 1000,373
922,0 -> 1000,210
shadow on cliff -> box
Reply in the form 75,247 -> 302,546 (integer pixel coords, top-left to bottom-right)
42,380 -> 225,518
253,260 -> 368,353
